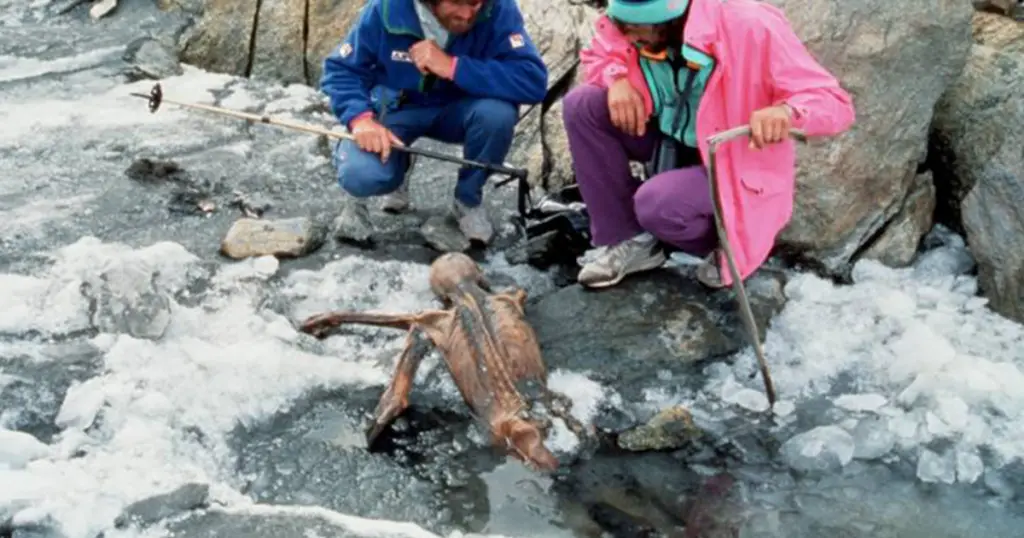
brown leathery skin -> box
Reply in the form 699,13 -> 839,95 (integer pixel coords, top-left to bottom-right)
298,252 -> 584,472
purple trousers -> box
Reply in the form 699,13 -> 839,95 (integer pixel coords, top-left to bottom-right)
562,84 -> 717,257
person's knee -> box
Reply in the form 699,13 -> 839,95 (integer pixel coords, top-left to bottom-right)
334,142 -> 402,197
633,182 -> 668,233
465,98 -> 517,137
562,84 -> 607,128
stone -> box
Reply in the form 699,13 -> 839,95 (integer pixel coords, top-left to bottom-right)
617,406 -> 702,452
250,0 -> 307,85
89,0 -> 117,20
419,215 -> 470,253
767,0 -> 974,277
220,217 -> 327,259
972,11 -> 1024,53
122,37 -> 184,82
861,171 -> 936,267
931,32 -> 1024,323
306,0 -> 370,86
178,0 -> 259,77
528,269 -> 787,400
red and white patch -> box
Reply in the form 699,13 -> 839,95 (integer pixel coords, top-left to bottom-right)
508,33 -> 524,49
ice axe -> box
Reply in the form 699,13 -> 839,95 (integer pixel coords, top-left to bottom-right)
705,124 -> 807,410
128,83 -> 530,183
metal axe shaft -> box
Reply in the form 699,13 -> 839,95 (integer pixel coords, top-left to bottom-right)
705,124 -> 807,409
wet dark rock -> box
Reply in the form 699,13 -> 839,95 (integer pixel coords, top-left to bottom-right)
529,269 -> 788,400
125,158 -> 190,184
114,482 -> 210,528
552,450 -> 736,538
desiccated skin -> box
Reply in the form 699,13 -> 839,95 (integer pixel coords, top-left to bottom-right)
299,252 -> 589,472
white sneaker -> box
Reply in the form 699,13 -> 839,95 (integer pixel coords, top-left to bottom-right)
453,199 -> 494,244
576,233 -> 667,288
382,154 -> 417,213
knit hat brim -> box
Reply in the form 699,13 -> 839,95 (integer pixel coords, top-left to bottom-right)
606,0 -> 689,25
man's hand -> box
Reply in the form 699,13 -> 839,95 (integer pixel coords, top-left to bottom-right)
607,78 -> 647,137
351,116 -> 405,163
748,104 -> 793,149
409,40 -> 455,79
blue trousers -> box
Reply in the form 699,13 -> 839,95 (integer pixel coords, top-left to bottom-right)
332,97 -> 518,207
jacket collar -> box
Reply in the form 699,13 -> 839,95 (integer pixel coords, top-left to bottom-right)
381,0 -> 495,37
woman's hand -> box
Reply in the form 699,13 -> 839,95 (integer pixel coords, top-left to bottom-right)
607,78 -> 647,137
748,104 -> 793,149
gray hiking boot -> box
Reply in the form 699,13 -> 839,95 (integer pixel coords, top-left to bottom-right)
382,154 -> 417,214
577,232 -> 667,288
452,199 -> 494,244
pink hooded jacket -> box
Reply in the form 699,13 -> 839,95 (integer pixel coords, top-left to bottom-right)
580,0 -> 856,285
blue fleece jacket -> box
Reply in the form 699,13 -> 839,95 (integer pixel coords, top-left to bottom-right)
320,0 -> 549,129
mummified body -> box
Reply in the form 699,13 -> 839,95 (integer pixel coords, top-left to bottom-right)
299,252 -> 583,471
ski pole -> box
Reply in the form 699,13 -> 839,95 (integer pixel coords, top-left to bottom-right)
128,83 -> 530,182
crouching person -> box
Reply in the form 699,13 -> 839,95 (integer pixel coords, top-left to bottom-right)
321,0 -> 548,244
563,0 -> 855,288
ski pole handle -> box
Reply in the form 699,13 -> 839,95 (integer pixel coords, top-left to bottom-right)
706,125 -> 807,152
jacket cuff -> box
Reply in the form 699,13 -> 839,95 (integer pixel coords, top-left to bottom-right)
347,111 -> 374,131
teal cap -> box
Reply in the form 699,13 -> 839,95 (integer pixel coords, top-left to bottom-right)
606,0 -> 690,25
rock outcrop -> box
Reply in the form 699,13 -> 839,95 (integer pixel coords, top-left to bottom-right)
930,13 -> 1024,323
767,0 -> 973,276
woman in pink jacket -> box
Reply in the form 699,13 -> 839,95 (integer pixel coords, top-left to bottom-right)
564,0 -> 855,289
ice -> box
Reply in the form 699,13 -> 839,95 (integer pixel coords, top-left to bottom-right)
0,428 -> 51,470
955,446 -> 985,484
835,393 -> 888,412
0,235 -> 496,538
544,369 -> 608,453
849,416 -> 895,460
779,425 -> 855,473
719,375 -> 770,412
701,231 -> 1024,481
916,449 -> 956,484
0,47 -> 122,84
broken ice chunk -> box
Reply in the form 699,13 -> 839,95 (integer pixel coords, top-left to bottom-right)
916,449 -> 956,484
955,446 -> 984,484
0,428 -> 51,469
834,393 -> 888,413
55,378 -> 106,431
851,416 -> 896,461
780,425 -> 855,473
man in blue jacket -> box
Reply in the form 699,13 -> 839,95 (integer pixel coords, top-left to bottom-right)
321,0 -> 548,244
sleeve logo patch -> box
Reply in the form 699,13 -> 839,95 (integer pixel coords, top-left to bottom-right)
338,42 -> 352,57
390,50 -> 412,62
509,33 -> 524,49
